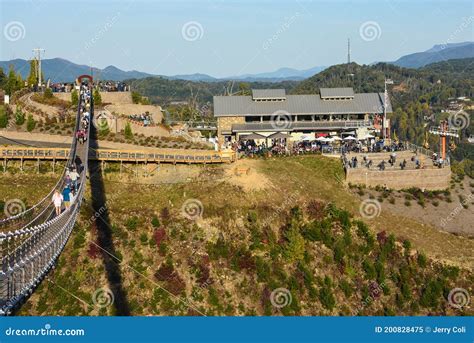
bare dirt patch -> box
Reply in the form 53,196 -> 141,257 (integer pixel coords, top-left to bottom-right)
223,159 -> 273,191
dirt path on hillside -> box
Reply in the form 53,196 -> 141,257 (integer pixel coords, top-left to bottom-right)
0,131 -> 211,153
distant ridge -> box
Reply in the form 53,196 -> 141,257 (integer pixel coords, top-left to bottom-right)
0,57 -> 326,83
391,42 -> 474,68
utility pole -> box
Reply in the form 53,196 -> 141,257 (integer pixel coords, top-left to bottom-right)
32,48 -> 45,89
383,78 -> 393,141
347,38 -> 351,64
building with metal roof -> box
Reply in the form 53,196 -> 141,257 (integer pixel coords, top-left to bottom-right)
320,87 -> 354,99
213,87 -> 392,142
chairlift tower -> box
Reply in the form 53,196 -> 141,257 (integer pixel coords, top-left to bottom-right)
429,120 -> 459,160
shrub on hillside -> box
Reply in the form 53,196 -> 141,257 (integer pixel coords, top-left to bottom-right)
26,114 -> 36,132
15,108 -> 25,125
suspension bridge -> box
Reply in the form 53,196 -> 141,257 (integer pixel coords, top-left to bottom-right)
0,81 -> 93,315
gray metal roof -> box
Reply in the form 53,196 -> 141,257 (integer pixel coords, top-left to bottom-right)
214,92 -> 392,117
320,87 -> 354,98
231,120 -> 373,132
251,89 -> 286,100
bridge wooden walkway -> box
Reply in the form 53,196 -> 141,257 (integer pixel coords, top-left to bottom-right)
0,147 -> 236,165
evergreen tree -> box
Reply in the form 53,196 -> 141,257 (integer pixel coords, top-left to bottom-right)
71,89 -> 79,106
27,59 -> 38,87
0,106 -> 8,128
15,107 -> 25,125
93,88 -> 102,106
26,114 -> 36,132
5,65 -> 22,96
124,121 -> 133,139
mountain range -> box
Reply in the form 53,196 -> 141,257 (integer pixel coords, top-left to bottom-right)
1,42 -> 472,83
391,41 -> 474,68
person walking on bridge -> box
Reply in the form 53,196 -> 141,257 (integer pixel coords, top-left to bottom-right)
52,190 -> 63,216
62,187 -> 71,210
69,167 -> 80,191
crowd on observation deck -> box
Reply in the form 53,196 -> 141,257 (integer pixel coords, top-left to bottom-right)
128,112 -> 154,126
96,81 -> 129,92
49,81 -> 129,93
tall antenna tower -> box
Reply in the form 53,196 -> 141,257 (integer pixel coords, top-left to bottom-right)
347,38 -> 351,64
32,48 -> 45,88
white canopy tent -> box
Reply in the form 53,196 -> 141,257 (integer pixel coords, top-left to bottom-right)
344,136 -> 357,141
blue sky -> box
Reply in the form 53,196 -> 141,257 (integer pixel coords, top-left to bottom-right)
1,0 -> 472,77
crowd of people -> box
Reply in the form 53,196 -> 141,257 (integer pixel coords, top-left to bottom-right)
128,112 -> 154,126
52,166 -> 81,216
235,139 -> 334,157
76,85 -> 91,144
50,83 -> 76,93
52,83 -> 90,216
96,81 -> 129,92
342,150 -> 422,171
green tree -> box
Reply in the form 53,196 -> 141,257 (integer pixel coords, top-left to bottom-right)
15,107 -> 25,126
93,88 -> 102,106
27,59 -> 39,87
5,65 -> 22,96
319,277 -> 336,310
71,89 -> 79,106
0,67 -> 7,89
43,88 -> 53,99
131,91 -> 142,104
124,121 -> 133,140
26,114 -> 36,132
0,106 -> 8,128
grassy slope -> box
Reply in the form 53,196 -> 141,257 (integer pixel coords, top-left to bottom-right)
1,156 -> 471,316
